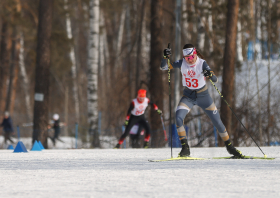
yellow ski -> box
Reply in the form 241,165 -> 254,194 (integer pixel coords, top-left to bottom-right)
148,156 -> 205,162
213,156 -> 275,160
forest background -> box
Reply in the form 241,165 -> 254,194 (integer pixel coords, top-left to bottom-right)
0,0 -> 279,149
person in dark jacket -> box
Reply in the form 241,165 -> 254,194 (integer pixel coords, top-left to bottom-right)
48,114 -> 62,146
1,112 -> 15,144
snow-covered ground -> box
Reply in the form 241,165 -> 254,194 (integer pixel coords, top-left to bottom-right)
0,146 -> 279,198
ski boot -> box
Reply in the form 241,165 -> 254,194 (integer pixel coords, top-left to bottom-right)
143,141 -> 149,149
178,139 -> 190,157
225,140 -> 244,158
114,143 -> 121,149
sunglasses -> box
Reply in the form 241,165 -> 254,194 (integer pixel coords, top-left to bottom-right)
184,55 -> 195,61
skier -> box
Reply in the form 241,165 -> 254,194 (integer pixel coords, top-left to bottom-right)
0,112 -> 15,144
48,114 -> 64,146
114,89 -> 162,149
160,44 -> 244,158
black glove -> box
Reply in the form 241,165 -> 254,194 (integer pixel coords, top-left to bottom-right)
163,48 -> 171,57
203,70 -> 213,78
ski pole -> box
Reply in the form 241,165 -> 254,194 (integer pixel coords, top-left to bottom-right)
167,43 -> 173,158
160,115 -> 168,141
208,76 -> 267,158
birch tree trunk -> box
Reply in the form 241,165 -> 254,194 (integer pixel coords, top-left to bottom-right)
101,12 -> 110,89
19,33 -> 32,121
99,13 -> 105,77
99,11 -> 106,107
237,21 -> 243,62
32,0 -> 53,148
220,0 -> 239,146
114,7 -> 126,72
88,0 -> 100,148
65,0 -> 80,122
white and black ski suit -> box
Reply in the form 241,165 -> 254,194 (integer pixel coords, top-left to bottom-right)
118,98 -> 159,144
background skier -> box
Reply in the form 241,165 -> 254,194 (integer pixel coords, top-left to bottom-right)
114,89 -> 162,149
48,114 -> 64,146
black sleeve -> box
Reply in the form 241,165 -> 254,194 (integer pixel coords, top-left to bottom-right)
202,61 -> 218,83
148,101 -> 158,110
126,102 -> 134,117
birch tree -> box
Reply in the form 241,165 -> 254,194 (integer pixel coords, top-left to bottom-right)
64,0 -> 80,122
19,33 -> 32,121
88,0 -> 100,148
113,6 -> 126,72
100,11 -> 110,88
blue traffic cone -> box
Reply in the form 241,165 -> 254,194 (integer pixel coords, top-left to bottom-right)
38,141 -> 45,150
7,145 -> 14,150
31,140 -> 42,151
13,141 -> 28,153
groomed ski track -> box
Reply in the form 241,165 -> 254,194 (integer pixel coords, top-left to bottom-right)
0,146 -> 279,198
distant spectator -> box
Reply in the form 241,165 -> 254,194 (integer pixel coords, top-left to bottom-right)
1,111 -> 15,144
48,114 -> 64,146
